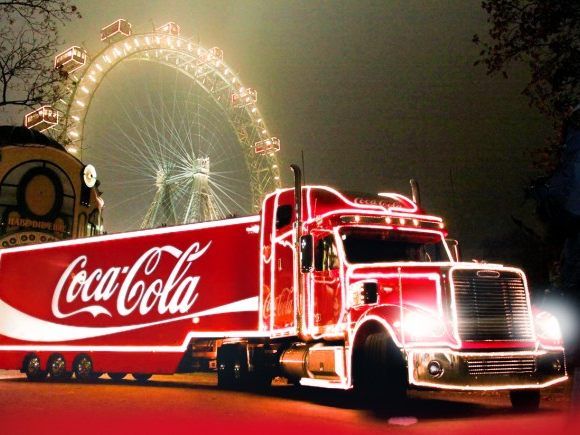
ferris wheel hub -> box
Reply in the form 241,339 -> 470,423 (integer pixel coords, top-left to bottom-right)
193,157 -> 210,177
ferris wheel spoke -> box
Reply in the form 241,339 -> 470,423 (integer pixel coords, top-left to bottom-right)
102,104 -> 166,173
104,177 -> 156,187
208,179 -> 248,213
108,185 -> 158,207
210,170 -> 249,183
206,186 -> 232,218
209,183 -> 250,208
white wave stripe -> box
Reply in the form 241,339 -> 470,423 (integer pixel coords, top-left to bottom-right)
0,296 -> 258,342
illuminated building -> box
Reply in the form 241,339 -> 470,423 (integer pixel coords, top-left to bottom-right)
0,126 -> 104,248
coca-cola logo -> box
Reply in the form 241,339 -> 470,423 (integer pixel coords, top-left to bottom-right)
262,286 -> 294,322
52,242 -> 211,319
354,197 -> 400,208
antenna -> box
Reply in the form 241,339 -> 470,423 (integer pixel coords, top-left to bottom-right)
301,149 -> 306,185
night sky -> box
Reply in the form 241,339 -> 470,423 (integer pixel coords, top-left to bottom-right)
47,1 -> 554,262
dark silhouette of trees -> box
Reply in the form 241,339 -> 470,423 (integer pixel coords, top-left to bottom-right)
0,0 -> 81,109
474,1 -> 579,121
475,1 -> 580,293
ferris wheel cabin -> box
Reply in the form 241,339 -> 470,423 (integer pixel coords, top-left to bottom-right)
156,22 -> 180,37
197,47 -> 224,66
24,106 -> 59,132
254,137 -> 281,155
100,19 -> 132,43
54,46 -> 87,74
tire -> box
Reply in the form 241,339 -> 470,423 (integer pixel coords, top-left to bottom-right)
249,369 -> 272,390
73,354 -> 94,381
48,354 -> 71,380
354,332 -> 407,405
132,373 -> 152,383
248,347 -> 272,391
217,343 -> 249,390
23,354 -> 47,381
510,390 -> 541,411
108,372 -> 127,381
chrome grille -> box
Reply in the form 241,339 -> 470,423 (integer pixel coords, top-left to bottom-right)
452,269 -> 533,341
466,356 -> 536,375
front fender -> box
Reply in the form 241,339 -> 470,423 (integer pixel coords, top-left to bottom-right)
352,304 -> 404,348
351,303 -> 459,349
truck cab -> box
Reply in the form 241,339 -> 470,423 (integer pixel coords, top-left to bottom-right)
258,185 -> 566,406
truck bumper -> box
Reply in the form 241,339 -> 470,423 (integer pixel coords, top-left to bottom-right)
407,348 -> 567,391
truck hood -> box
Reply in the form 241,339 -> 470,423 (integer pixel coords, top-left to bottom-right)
346,261 -> 509,280
346,261 -> 535,350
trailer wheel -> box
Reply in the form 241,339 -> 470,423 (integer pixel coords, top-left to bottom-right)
23,354 -> 47,381
108,373 -> 127,381
217,343 -> 249,390
47,354 -> 71,380
354,332 -> 407,405
249,347 -> 272,390
132,373 -> 152,383
73,354 -> 94,381
510,390 -> 541,411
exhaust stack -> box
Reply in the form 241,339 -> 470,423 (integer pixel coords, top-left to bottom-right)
410,178 -> 421,207
290,164 -> 308,339
290,164 -> 302,233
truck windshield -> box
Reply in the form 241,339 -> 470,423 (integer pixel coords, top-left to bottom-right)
339,228 -> 450,263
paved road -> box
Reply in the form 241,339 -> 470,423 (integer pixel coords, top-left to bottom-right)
0,371 -> 579,434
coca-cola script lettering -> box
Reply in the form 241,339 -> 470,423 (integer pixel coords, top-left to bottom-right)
52,242 -> 211,319
353,197 -> 400,209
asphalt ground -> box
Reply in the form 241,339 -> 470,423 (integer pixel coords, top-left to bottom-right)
0,370 -> 579,434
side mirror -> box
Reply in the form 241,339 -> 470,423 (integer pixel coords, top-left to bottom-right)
300,235 -> 313,272
446,239 -> 460,262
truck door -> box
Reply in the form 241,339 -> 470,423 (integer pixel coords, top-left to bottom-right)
311,233 -> 342,331
272,224 -> 296,331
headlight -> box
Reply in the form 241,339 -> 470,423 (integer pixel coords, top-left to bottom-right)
534,310 -> 562,342
403,310 -> 445,339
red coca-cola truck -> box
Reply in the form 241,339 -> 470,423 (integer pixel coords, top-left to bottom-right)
0,168 -> 567,409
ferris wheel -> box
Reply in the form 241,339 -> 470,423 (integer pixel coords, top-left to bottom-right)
25,19 -> 281,232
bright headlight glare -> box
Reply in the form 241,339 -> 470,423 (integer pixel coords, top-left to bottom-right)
404,310 -> 445,339
535,310 -> 562,342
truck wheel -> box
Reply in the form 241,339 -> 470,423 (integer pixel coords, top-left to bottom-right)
23,354 -> 47,381
248,347 -> 272,391
132,373 -> 152,383
108,373 -> 127,381
73,355 -> 96,381
510,390 -> 541,411
250,369 -> 272,391
48,354 -> 72,380
217,343 -> 248,390
355,332 -> 407,405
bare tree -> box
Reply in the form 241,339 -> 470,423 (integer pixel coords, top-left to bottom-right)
0,0 -> 81,109
474,1 -> 580,120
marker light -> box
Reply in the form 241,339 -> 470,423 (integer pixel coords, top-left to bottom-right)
534,310 -> 562,343
404,310 -> 445,339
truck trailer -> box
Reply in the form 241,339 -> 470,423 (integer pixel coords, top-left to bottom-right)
0,168 -> 567,409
